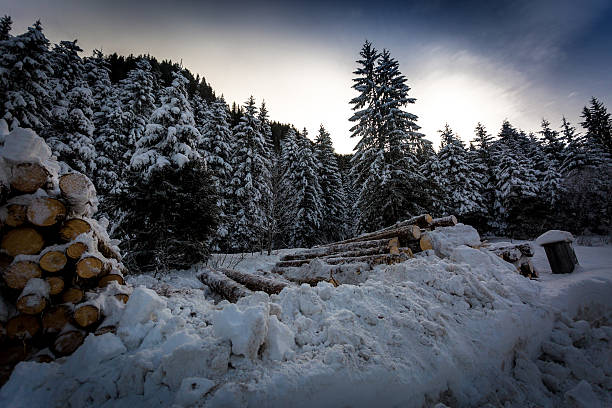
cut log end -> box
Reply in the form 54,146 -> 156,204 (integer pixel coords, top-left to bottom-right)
59,219 -> 91,242
431,215 -> 458,228
61,288 -> 84,304
17,294 -> 47,315
3,261 -> 42,290
42,305 -> 70,335
7,315 -> 40,340
5,204 -> 27,227
53,330 -> 85,356
98,274 -> 125,288
74,305 -> 100,328
114,294 -> 129,304
1,227 -> 45,257
10,162 -> 49,194
26,197 -> 66,227
46,276 -> 65,296
39,251 -> 67,273
420,235 -> 434,251
66,242 -> 88,260
76,256 -> 104,279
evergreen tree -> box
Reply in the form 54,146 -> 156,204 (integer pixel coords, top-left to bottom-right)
0,20 -> 53,131
418,141 -> 445,216
131,72 -> 202,176
560,117 -> 588,174
0,15 -> 11,41
258,101 -> 277,252
228,96 -> 272,251
538,119 -> 564,165
314,125 -> 346,242
119,59 -> 156,150
437,124 -> 485,219
581,97 -> 612,154
470,122 -> 496,224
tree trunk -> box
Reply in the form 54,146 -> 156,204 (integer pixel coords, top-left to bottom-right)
61,287 -> 84,304
42,305 -> 71,335
17,294 -> 47,315
75,256 -> 105,279
46,276 -> 65,296
381,214 -> 433,231
1,227 -> 45,256
10,163 -> 49,194
283,238 -> 398,261
334,224 -> 421,246
66,242 -> 88,260
98,274 -> 125,287
197,268 -> 252,303
217,268 -> 288,295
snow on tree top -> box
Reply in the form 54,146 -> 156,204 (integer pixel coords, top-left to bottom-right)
535,230 -> 575,246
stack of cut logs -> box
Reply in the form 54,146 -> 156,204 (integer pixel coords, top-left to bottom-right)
486,242 -> 537,278
0,147 -> 129,380
272,214 -> 458,275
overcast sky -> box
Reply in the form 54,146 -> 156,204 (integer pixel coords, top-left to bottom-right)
5,0 -> 612,153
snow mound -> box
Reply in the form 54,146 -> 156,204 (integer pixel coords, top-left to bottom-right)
0,128 -> 51,164
425,223 -> 481,257
536,230 -> 575,246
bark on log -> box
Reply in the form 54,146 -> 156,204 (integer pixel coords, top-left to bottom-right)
197,268 -> 251,303
42,305 -> 70,335
431,215 -> 458,228
4,204 -> 27,227
98,274 -> 125,287
39,250 -> 67,273
95,326 -> 116,336
381,214 -> 433,231
62,287 -> 84,304
10,163 -> 49,194
7,314 -> 40,340
334,224 -> 421,246
46,276 -> 64,296
53,330 -> 85,356
76,256 -> 105,279
217,268 -> 288,295
283,238 -> 399,261
323,253 -> 409,266
276,245 -> 395,268
1,227 -> 45,256
543,241 -> 579,274
97,239 -> 121,262
66,241 -> 88,260
73,304 -> 100,328
26,197 -> 66,227
489,243 -> 534,261
58,219 -> 91,242
3,261 -> 41,290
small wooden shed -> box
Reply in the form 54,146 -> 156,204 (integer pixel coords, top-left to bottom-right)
535,230 -> 579,274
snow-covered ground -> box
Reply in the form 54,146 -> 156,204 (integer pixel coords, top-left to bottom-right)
1,234 -> 611,408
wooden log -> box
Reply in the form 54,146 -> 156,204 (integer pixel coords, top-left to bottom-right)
283,238 -> 397,261
431,215 -> 458,228
197,268 -> 251,303
2,261 -> 42,290
489,243 -> 534,262
53,330 -> 85,356
98,274 -> 125,287
276,245 -> 394,268
39,250 -> 67,273
17,294 -> 47,315
59,173 -> 94,216
62,287 -> 84,304
58,218 -> 91,242
97,239 -> 121,262
26,197 -> 66,227
334,224 -> 421,246
73,304 -> 100,328
1,227 -> 44,256
10,163 -> 49,194
217,268 -> 288,295
7,314 -> 40,340
66,241 -> 88,260
323,253 -> 409,266
419,234 -> 434,251
381,214 -> 433,231
95,326 -> 116,336
114,294 -> 129,304
75,256 -> 105,279
4,204 -> 27,227
46,276 -> 65,295
42,305 -> 71,335
542,241 -> 579,274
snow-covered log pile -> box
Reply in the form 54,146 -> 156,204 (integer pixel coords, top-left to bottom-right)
0,128 -> 130,381
486,242 -> 537,278
272,214 -> 461,284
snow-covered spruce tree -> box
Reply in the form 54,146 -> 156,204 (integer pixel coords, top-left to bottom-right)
119,59 -> 156,152
538,119 -> 565,165
257,101 -> 276,252
278,129 -> 323,247
437,124 -> 485,221
349,43 -> 425,232
84,50 -> 128,199
581,97 -> 612,154
120,72 -> 217,272
560,117 -> 589,175
44,40 -> 97,178
199,97 -> 234,251
418,140 -> 445,217
314,124 -> 346,242
470,122 -> 496,227
0,15 -> 11,41
228,96 -> 272,252
0,20 -> 54,132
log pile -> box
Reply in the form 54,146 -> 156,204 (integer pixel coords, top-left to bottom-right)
0,130 -> 129,384
197,268 -> 289,302
486,242 -> 537,278
272,214 -> 458,281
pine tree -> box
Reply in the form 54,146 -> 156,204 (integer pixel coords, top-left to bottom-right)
228,96 -> 272,251
437,124 -> 485,218
0,15 -> 11,41
470,122 -> 495,224
119,59 -> 156,151
538,119 -> 564,165
0,20 -> 53,132
200,97 -> 233,250
314,125 -> 346,242
418,141 -> 445,216
258,101 -> 277,252
581,97 -> 612,154
560,117 -> 588,174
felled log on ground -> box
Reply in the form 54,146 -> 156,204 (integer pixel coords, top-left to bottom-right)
217,268 -> 288,295
283,238 -> 398,261
277,244 -> 397,268
542,241 -> 578,275
488,242 -> 536,278
10,163 -> 49,194
1,227 -> 45,257
197,268 -> 252,303
333,224 -> 421,246
381,214 -> 433,231
323,253 -> 409,266
430,215 -> 458,228
26,197 -> 66,227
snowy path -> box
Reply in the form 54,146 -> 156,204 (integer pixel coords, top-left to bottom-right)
1,241 -> 610,408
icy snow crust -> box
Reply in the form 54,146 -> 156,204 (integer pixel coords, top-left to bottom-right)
2,238 -> 612,407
